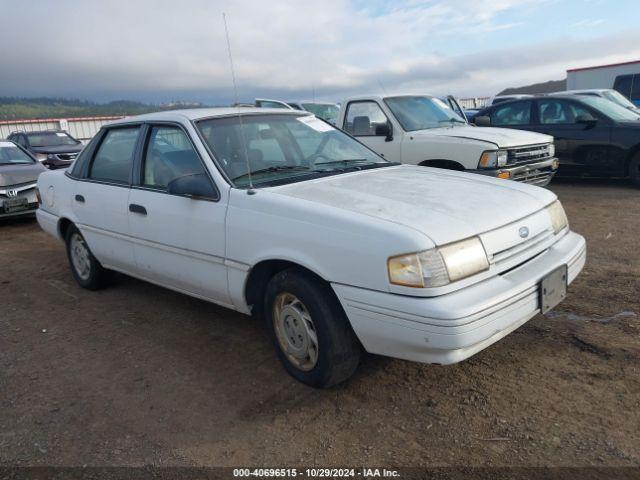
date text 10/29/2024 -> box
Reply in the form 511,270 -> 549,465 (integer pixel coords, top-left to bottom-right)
233,468 -> 400,478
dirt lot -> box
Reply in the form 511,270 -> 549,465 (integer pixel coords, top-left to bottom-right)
1,179 -> 639,469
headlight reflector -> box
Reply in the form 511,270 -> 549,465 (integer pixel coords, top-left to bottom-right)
479,150 -> 508,168
388,237 -> 489,288
548,143 -> 555,157
547,200 -> 568,234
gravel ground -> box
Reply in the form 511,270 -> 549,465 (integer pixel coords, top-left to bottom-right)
1,179 -> 638,469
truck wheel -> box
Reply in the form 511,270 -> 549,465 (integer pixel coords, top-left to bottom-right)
264,269 -> 361,388
65,225 -> 112,290
630,154 -> 640,187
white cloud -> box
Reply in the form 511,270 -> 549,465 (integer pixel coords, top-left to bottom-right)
0,0 -> 637,102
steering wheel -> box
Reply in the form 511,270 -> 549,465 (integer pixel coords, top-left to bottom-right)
306,153 -> 332,169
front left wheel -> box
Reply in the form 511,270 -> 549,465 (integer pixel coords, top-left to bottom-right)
629,153 -> 640,187
264,269 -> 361,388
65,225 -> 112,290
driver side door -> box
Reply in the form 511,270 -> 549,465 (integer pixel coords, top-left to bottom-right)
342,101 -> 401,161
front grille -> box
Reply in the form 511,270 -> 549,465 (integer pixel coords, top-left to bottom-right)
492,229 -> 554,268
507,144 -> 552,165
511,168 -> 555,186
56,153 -> 78,161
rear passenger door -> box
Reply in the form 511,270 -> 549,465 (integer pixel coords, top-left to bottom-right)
72,126 -> 140,272
127,123 -> 231,306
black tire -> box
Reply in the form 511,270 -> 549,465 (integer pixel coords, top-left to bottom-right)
629,154 -> 640,187
64,225 -> 112,290
264,269 -> 361,388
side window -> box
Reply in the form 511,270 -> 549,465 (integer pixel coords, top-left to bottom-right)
613,75 -> 633,99
143,126 -> 208,190
258,101 -> 289,109
89,127 -> 140,184
539,100 -> 572,124
344,101 -> 389,136
490,101 -> 532,126
566,102 -> 594,122
15,135 -> 27,147
631,74 -> 640,102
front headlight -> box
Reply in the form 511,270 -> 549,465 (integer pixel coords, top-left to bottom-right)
548,143 -> 555,157
35,153 -> 47,162
388,237 -> 489,288
547,200 -> 568,234
478,150 -> 508,168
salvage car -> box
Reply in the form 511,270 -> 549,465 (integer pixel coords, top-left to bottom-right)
0,141 -> 46,219
337,94 -> 559,186
473,94 -> 640,185
36,108 -> 586,387
8,130 -> 83,169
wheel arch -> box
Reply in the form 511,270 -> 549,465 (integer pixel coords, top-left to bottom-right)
418,159 -> 466,171
244,259 -> 329,317
624,144 -> 640,177
57,217 -> 75,241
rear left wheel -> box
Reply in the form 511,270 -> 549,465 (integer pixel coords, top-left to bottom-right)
65,225 -> 112,290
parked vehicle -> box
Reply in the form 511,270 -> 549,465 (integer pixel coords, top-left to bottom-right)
550,89 -> 639,113
473,94 -> 640,185
0,141 -> 46,219
286,102 -> 340,124
254,98 -> 293,109
337,94 -> 558,186
489,94 -> 534,106
36,108 -> 586,387
7,130 -> 83,169
566,60 -> 640,106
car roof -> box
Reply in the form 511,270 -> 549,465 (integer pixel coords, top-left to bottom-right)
343,93 -> 436,102
105,107 -> 308,126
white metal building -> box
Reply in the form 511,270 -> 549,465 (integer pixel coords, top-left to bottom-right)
566,60 -> 640,105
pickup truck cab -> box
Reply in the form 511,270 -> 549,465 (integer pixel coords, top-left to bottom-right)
337,94 -> 559,185
36,108 -> 585,387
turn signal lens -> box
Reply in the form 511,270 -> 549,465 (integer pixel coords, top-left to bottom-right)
497,171 -> 511,179
35,187 -> 42,205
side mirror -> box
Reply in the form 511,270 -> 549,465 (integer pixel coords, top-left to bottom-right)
167,174 -> 217,200
474,115 -> 491,127
576,113 -> 597,125
375,122 -> 393,142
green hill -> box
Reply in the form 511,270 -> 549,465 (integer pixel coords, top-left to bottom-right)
0,97 -> 208,120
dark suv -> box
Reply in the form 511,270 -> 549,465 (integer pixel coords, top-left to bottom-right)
7,130 -> 83,169
473,94 -> 640,186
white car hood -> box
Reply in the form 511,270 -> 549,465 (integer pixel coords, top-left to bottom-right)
270,165 -> 556,245
411,125 -> 552,148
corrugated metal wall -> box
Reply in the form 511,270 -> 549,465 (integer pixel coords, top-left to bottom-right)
0,116 -> 124,144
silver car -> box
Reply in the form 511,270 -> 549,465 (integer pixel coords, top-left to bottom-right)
0,141 -> 46,219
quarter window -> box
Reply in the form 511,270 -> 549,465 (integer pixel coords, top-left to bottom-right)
491,101 -> 532,126
89,127 -> 140,184
143,126 -> 208,190
343,101 -> 389,136
631,74 -> 640,102
613,74 -> 633,99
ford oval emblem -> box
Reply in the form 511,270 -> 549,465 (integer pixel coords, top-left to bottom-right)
519,226 -> 530,238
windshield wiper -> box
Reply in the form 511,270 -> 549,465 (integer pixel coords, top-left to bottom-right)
438,118 -> 466,125
232,165 -> 310,181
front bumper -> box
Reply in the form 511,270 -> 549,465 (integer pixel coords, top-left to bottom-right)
475,158 -> 559,187
333,230 -> 586,365
0,185 -> 39,219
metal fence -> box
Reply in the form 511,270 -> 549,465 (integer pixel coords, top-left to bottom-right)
0,116 -> 125,144
458,97 -> 490,109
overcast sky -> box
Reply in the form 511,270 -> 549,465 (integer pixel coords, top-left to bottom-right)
0,0 -> 638,104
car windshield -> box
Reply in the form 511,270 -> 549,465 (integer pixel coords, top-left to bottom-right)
579,96 -> 640,121
27,132 -> 79,147
602,90 -> 638,110
384,96 -> 467,131
196,113 -> 390,187
301,103 -> 340,123
0,143 -> 35,165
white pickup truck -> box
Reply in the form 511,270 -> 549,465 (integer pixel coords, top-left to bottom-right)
337,94 -> 559,186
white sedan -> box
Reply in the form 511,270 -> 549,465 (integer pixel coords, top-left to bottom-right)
36,108 -> 586,387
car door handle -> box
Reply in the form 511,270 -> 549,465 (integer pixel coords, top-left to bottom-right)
129,204 -> 147,215
75,195 -> 85,203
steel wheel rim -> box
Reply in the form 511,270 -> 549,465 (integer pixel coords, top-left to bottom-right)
273,292 -> 319,372
70,233 -> 91,281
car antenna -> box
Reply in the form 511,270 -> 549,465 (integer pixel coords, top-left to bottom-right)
223,12 -> 255,195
